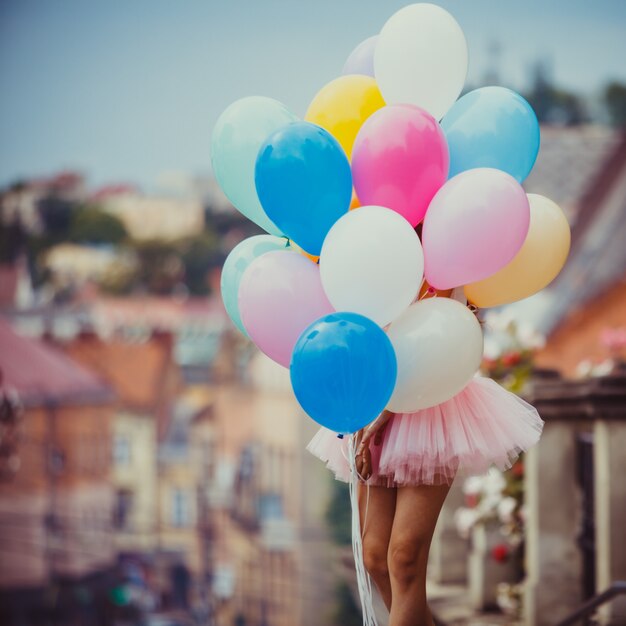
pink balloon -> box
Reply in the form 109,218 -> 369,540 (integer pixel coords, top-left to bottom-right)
422,168 -> 530,289
351,104 -> 449,226
239,250 -> 334,367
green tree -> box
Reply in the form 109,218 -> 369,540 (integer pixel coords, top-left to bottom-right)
133,239 -> 184,294
604,82 -> 626,127
69,206 -> 128,245
36,194 -> 75,245
120,229 -> 219,296
98,257 -> 138,295
329,582 -> 362,626
179,231 -> 219,295
0,194 -> 26,263
524,60 -> 586,125
325,480 -> 352,545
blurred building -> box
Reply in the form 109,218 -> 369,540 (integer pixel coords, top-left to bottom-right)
93,188 -> 205,241
157,387 -> 216,612
208,331 -> 336,626
90,296 -> 227,385
63,328 -> 179,564
0,171 -> 86,234
43,243 -> 137,287
0,256 -> 34,310
517,127 -> 626,625
528,129 -> 626,375
0,318 -> 115,624
54,296 -> 224,616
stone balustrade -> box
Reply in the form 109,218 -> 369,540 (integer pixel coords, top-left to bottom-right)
524,366 -> 626,626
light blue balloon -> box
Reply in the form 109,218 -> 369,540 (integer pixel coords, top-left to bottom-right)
290,312 -> 397,434
221,235 -> 288,335
255,121 -> 352,256
441,86 -> 540,183
211,97 -> 299,236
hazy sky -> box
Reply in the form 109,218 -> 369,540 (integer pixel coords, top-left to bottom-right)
1,0 -> 625,190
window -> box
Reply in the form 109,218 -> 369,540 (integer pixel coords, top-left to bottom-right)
258,493 -> 283,521
114,489 -> 133,530
171,488 -> 191,527
113,434 -> 131,465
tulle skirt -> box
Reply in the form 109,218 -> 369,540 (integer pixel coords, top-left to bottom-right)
306,376 -> 543,486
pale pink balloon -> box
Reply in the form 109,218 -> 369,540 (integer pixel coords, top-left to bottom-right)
351,104 -> 449,226
238,250 -> 334,367
422,168 -> 530,290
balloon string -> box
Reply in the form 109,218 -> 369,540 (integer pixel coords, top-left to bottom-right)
414,277 -> 427,303
419,287 -> 438,301
340,437 -> 371,535
346,435 -> 378,626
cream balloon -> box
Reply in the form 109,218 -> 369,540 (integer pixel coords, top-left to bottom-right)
320,206 -> 424,327
374,3 -> 468,120
464,194 -> 571,307
386,298 -> 483,412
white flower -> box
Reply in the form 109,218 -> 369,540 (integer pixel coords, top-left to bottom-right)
483,336 -> 503,360
498,497 -> 517,523
485,310 -> 516,333
478,493 -> 501,516
517,322 -> 545,349
462,475 -> 485,496
455,507 -> 480,539
575,359 -> 594,379
519,505 -> 528,523
483,468 -> 506,495
592,359 -> 615,377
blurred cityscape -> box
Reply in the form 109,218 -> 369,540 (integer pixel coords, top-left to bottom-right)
1,7 -> 626,625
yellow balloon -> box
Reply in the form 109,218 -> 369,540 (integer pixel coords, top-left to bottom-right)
349,188 -> 361,210
464,194 -> 571,308
305,75 -> 385,159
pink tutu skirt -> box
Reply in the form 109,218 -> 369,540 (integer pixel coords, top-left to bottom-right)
306,376 -> 543,486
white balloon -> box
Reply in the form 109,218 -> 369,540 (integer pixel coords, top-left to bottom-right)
375,3 -> 468,120
320,206 -> 424,327
387,298 -> 483,412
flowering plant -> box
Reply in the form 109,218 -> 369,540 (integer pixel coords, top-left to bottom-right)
575,325 -> 626,379
453,311 -> 539,617
480,311 -> 545,394
454,465 -> 525,546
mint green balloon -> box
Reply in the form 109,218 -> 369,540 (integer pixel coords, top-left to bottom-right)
211,97 -> 298,235
221,235 -> 288,335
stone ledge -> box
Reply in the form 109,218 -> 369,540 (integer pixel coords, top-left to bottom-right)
428,581 -> 522,626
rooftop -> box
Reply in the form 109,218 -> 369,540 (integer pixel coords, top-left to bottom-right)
0,317 -> 110,406
509,126 -> 626,336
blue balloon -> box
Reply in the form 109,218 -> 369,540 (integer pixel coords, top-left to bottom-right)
255,121 -> 352,256
290,312 -> 397,434
221,235 -> 288,336
441,86 -> 540,183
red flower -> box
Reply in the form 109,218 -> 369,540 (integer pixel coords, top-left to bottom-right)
501,352 -> 522,367
511,461 -> 524,478
482,357 -> 498,371
465,494 -> 479,508
491,543 -> 510,563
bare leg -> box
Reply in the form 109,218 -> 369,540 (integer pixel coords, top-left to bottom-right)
359,483 -> 397,611
387,484 -> 451,626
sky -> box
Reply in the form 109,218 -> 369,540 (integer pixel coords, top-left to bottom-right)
1,0 -> 626,191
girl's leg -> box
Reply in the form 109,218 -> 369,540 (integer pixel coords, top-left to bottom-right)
359,483 -> 397,611
387,484 -> 451,626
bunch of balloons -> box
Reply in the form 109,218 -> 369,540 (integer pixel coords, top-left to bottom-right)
213,3 -> 571,435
